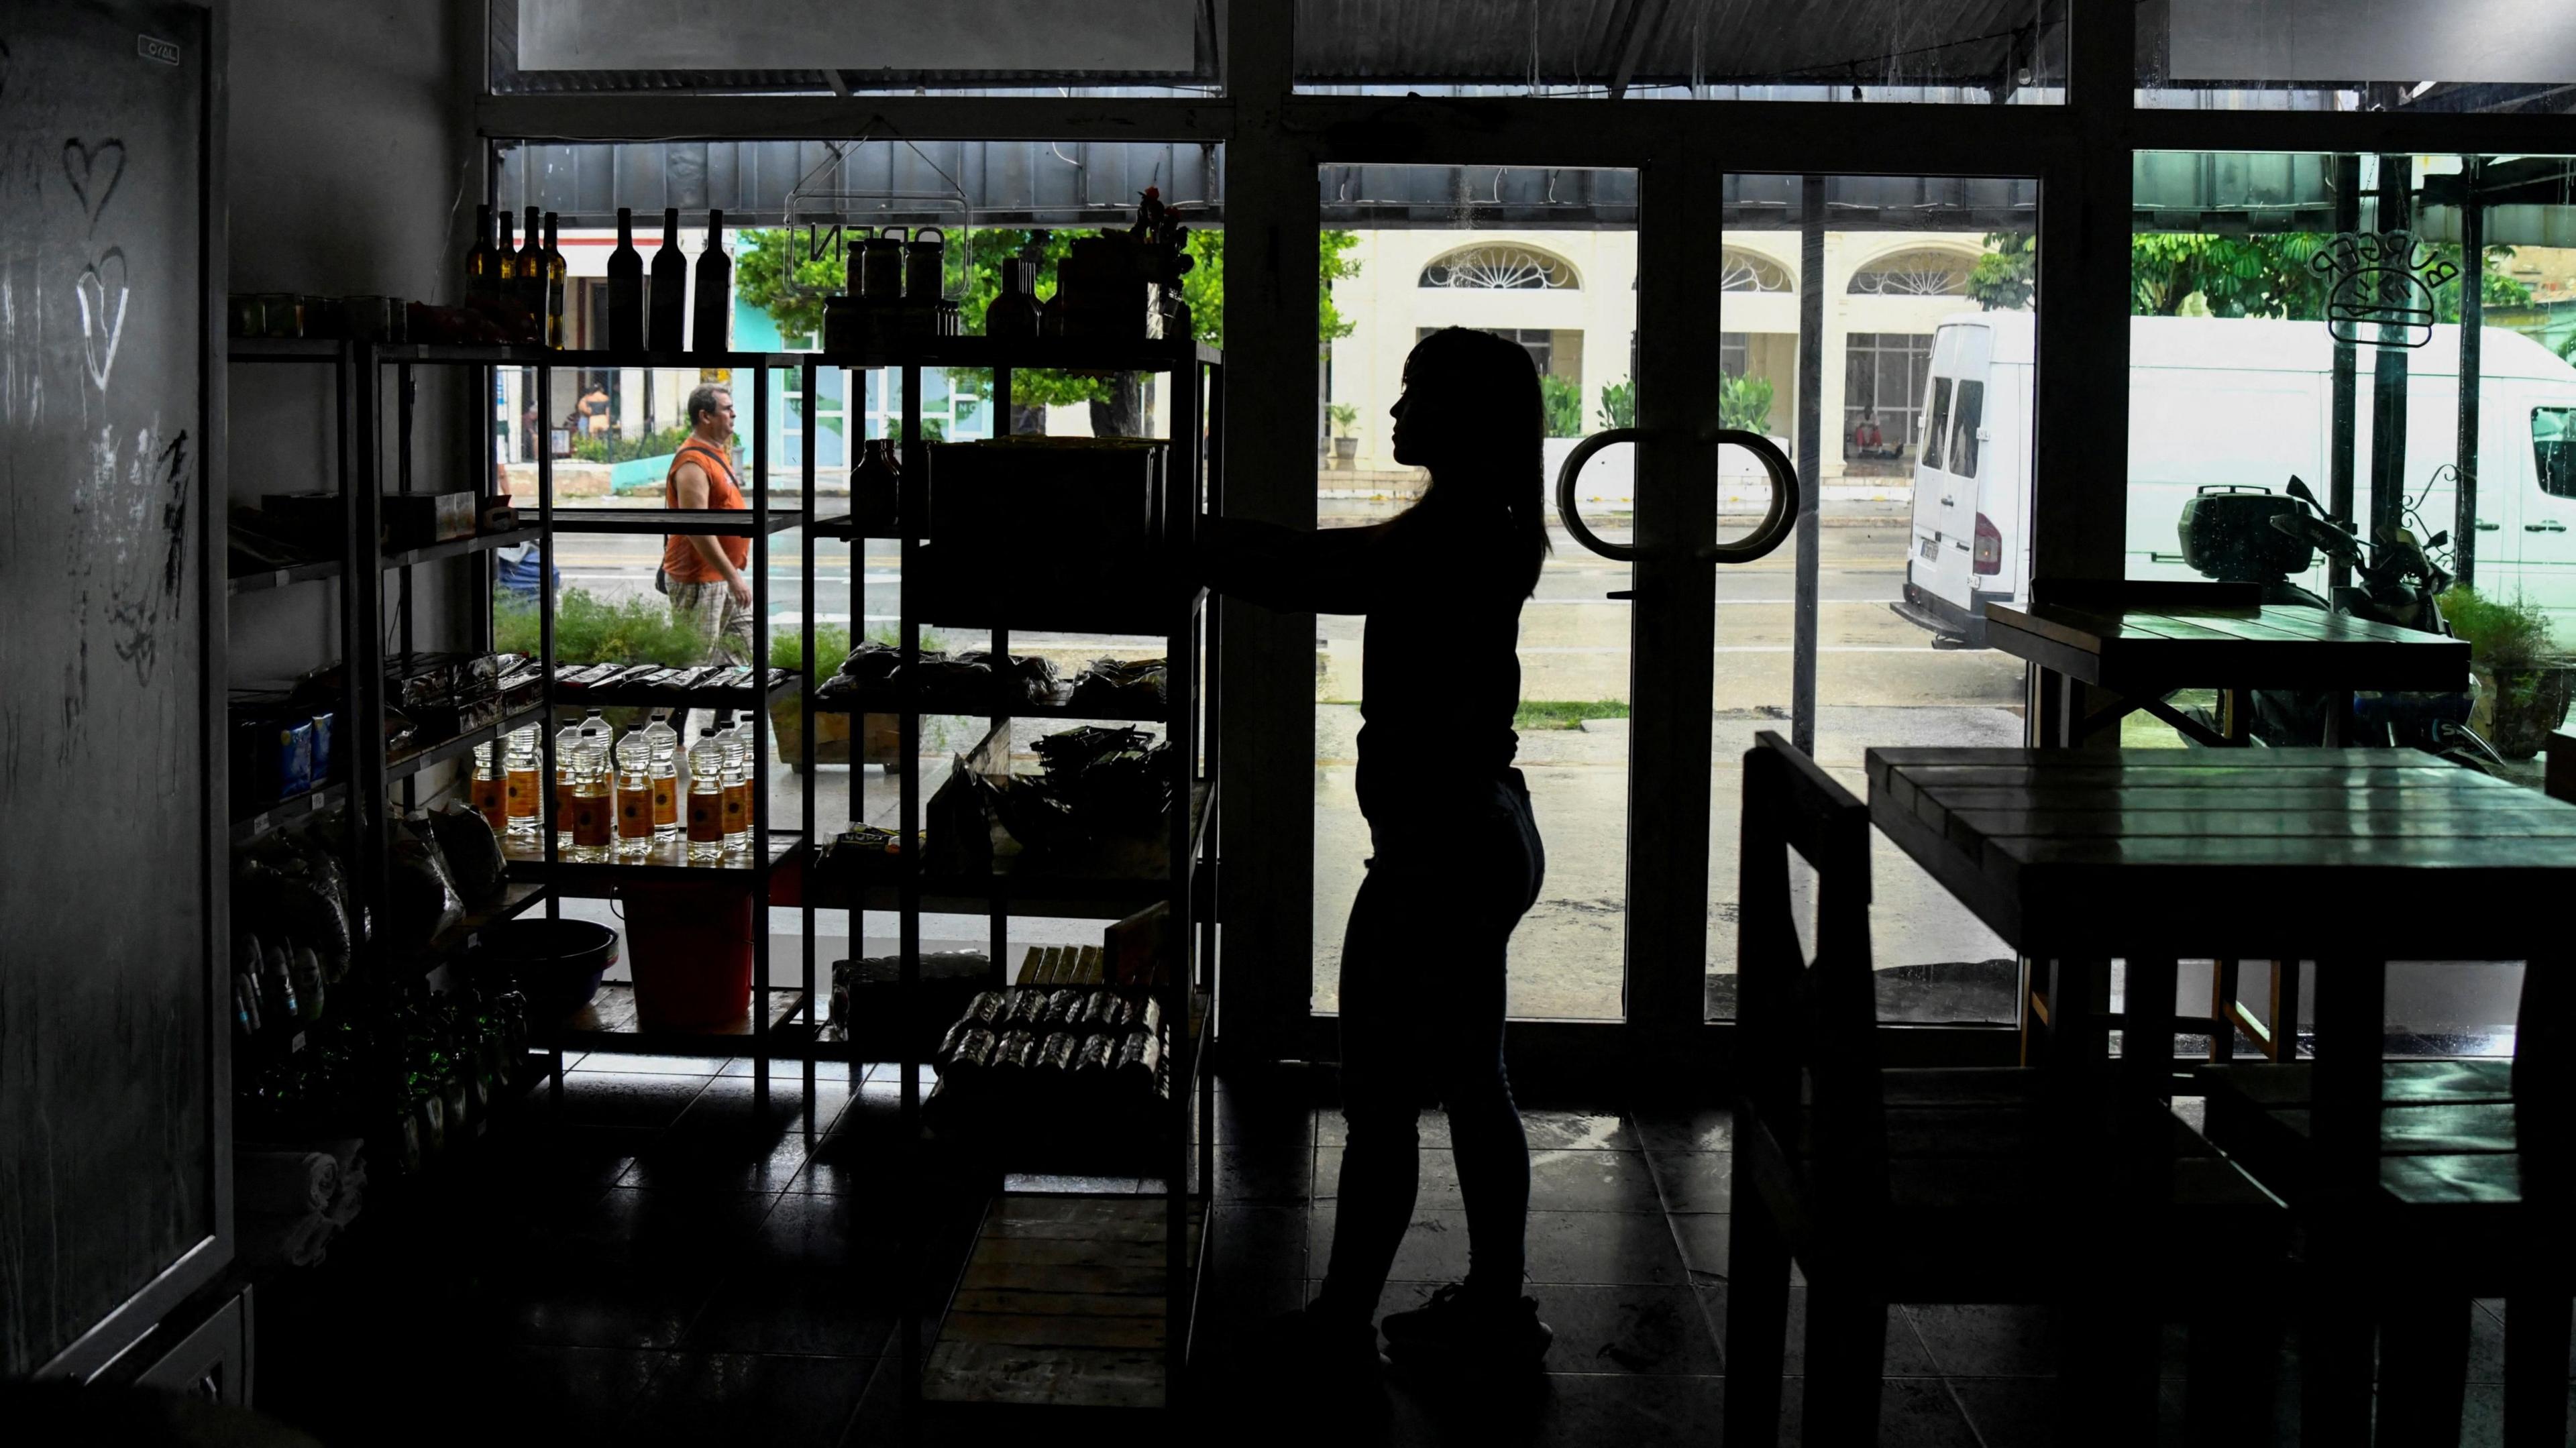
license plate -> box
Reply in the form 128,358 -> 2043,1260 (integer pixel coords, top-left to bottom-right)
1919,536 -> 1939,562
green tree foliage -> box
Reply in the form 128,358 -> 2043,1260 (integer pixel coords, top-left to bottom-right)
1596,380 -> 1636,429
1540,374 -> 1584,438
1960,227 -> 2532,324
2130,235 -> 2528,321
733,228 -> 841,343
1968,231 -> 2036,311
1719,374 -> 1776,435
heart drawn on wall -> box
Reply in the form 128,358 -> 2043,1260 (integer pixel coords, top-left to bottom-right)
62,138 -> 126,229
78,247 -> 129,392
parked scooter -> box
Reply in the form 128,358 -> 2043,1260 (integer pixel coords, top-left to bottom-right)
2174,476 -> 2501,766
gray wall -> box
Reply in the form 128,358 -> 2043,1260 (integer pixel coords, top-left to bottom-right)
227,0 -> 481,691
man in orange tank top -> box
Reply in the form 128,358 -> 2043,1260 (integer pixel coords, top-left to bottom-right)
663,384 -> 753,668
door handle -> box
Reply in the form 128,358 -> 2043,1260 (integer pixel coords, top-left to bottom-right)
1550,426 -> 1801,569
1939,496 -> 1957,508
1694,426 -> 1799,565
2526,520 -> 2568,533
2477,519 -> 2501,531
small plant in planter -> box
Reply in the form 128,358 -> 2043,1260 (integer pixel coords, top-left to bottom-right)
2436,585 -> 2574,759
1326,402 -> 1361,466
769,624 -> 859,770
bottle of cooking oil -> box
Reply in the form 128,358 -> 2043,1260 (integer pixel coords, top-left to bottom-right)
686,727 -> 727,863
470,742 -> 507,833
720,716 -> 753,856
612,726 -> 654,859
552,715 -> 586,852
502,726 -> 541,839
644,708 -> 682,842
570,724 -> 612,862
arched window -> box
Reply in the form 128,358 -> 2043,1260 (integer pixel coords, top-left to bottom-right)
1720,249 -> 1793,294
1419,245 -> 1578,290
1849,247 -> 1976,296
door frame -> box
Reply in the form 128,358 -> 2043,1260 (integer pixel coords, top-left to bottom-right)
473,0 -> 2576,1084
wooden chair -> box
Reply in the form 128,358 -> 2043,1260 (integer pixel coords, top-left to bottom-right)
2184,748 -> 2576,1445
1722,732 -> 2286,1447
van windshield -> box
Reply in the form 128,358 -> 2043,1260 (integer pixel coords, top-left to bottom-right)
2538,407 -> 2576,499
1923,377 -> 1954,473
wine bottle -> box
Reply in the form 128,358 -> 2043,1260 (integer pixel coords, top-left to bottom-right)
494,209 -> 519,315
606,207 -> 644,355
542,213 -> 568,349
692,209 -> 731,357
465,203 -> 498,304
518,205 -> 545,341
647,207 -> 686,353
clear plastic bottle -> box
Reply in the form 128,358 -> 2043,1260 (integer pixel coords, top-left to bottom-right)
686,728 -> 727,864
721,716 -> 754,856
570,725 -> 612,862
644,709 -> 682,842
552,716 -> 586,852
470,742 -> 507,833
501,727 -> 541,839
612,726 -> 654,859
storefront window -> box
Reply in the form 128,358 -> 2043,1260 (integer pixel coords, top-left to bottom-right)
2113,151 -> 2576,1055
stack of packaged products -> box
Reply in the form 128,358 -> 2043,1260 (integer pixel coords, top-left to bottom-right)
237,980 -> 533,1180
815,641 -> 1063,708
921,941 -> 1173,1135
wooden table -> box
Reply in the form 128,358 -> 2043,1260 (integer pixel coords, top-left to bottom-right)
1866,746 -> 2576,1441
1987,581 -> 2469,748
1868,747 -> 2576,1089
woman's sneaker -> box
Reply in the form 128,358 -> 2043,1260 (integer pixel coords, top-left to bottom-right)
1379,1283 -> 1554,1369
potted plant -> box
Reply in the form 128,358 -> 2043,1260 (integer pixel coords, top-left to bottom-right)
769,624 -> 858,771
1326,403 -> 1360,468
2437,585 -> 2574,759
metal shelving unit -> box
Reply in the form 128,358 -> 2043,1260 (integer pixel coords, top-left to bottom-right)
233,338 -> 825,1102
794,339 -> 1224,1414
223,339 -> 557,1068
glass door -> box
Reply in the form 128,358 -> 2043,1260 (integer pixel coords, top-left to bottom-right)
1675,174 -> 2037,1033
1311,166 -> 1642,1023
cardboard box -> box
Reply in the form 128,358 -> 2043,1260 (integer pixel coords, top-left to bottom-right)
382,491 -> 478,549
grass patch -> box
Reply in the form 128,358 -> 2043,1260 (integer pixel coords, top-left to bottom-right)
1515,699 -> 1630,732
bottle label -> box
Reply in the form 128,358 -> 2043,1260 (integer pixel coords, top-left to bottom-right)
722,791 -> 747,828
506,773 -> 539,816
688,795 -> 722,842
652,782 -> 676,825
619,792 -> 653,838
556,783 -> 574,822
574,799 -> 610,847
472,778 -> 506,826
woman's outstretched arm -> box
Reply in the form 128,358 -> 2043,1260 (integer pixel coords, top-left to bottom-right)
1193,516 -> 1391,614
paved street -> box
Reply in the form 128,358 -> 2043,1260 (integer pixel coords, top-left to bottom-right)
553,506 -> 2026,1022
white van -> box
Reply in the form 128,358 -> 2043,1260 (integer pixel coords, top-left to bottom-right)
1898,312 -> 2576,645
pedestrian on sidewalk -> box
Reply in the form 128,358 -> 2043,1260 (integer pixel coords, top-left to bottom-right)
1195,326 -> 1554,1385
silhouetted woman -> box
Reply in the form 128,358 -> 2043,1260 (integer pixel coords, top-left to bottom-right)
1199,327 -> 1554,1374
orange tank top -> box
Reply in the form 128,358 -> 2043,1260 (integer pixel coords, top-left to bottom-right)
661,439 -> 751,583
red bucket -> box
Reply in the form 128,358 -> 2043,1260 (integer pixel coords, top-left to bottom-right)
620,881 -> 753,1031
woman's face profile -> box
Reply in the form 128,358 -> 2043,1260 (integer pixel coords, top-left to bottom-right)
1389,358 -> 1446,467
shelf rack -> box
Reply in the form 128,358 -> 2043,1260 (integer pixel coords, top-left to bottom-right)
792,337 -> 1224,1414
299,341 -> 820,1099
223,339 -> 560,1102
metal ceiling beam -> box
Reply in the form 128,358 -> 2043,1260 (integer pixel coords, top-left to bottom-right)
1599,0 -> 1675,102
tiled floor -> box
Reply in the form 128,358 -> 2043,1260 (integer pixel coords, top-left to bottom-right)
252,1060 -> 2567,1447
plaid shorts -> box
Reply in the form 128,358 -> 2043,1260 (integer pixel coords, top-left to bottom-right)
668,579 -> 753,667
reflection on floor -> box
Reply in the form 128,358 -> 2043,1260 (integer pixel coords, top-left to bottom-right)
248,1060 -> 2564,1447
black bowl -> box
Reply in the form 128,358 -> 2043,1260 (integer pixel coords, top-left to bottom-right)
474,918 -> 618,1024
